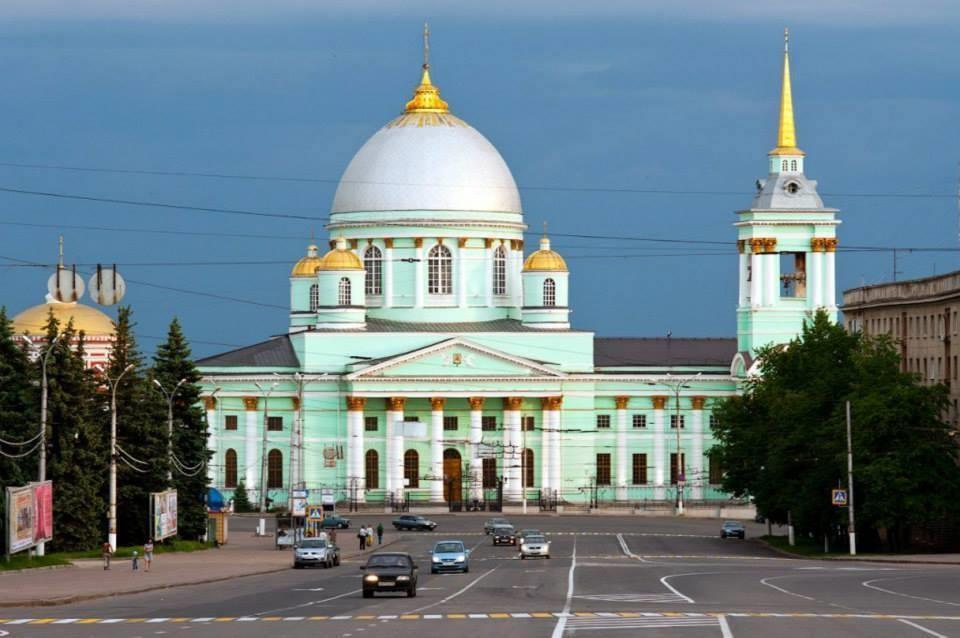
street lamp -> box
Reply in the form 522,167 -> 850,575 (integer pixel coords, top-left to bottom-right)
153,377 -> 187,484
253,378 -> 279,537
36,333 -> 63,557
647,372 -> 701,515
107,363 -> 135,551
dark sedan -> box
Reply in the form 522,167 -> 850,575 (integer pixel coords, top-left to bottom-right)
320,515 -> 351,529
721,520 -> 746,539
392,515 -> 437,531
492,524 -> 516,546
361,552 -> 419,598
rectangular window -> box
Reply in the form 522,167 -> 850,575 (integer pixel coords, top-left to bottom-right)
709,414 -> 720,429
521,416 -> 535,431
483,458 -> 498,489
224,415 -> 238,431
267,416 -> 283,431
632,414 -> 647,429
596,414 -> 611,429
403,416 -> 419,422
632,453 -> 648,485
596,453 -> 611,485
404,452 -> 419,488
443,416 -> 459,431
709,454 -> 723,484
481,416 -> 497,432
670,452 -> 686,485
364,416 -> 378,432
670,414 -> 686,429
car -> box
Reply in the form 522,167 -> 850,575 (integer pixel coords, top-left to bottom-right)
361,552 -> 419,598
484,518 -> 510,535
519,534 -> 550,559
492,524 -> 516,546
721,520 -> 746,539
430,540 -> 470,574
319,515 -> 351,529
293,539 -> 341,569
392,515 -> 438,531
516,528 -> 542,545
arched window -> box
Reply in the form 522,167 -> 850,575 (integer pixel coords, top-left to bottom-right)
492,244 -> 507,296
225,449 -> 237,488
523,448 -> 534,487
781,159 -> 789,171
338,277 -> 351,306
543,278 -> 556,307
404,449 -> 419,488
267,449 -> 283,489
790,159 -> 798,171
428,244 -> 453,294
309,284 -> 319,312
365,450 -> 379,489
364,245 -> 382,296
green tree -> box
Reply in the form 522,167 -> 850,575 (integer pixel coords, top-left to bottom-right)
713,311 -> 960,551
151,318 -> 210,540
232,480 -> 253,512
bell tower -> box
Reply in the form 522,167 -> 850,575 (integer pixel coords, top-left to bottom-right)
736,29 -> 840,358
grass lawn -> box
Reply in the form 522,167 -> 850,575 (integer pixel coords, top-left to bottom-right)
0,553 -> 72,571
2,539 -> 213,570
760,534 -> 856,558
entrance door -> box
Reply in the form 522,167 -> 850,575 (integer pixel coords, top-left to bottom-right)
443,449 -> 462,503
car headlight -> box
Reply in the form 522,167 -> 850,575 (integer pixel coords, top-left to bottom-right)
396,575 -> 410,581
432,556 -> 441,563
455,556 -> 465,563
364,574 -> 379,582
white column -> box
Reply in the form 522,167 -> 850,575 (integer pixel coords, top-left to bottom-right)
347,398 -> 365,502
485,241 -> 494,308
691,397 -> 705,501
244,398 -> 258,493
764,251 -> 779,307
808,247 -> 822,308
414,241 -> 424,309
549,398 -> 563,499
504,398 -> 522,501
540,400 -> 552,491
386,398 -> 405,497
457,242 -> 468,309
750,248 -> 763,307
615,397 -> 628,501
384,240 -> 394,308
468,397 -> 483,501
204,397 -> 218,485
653,397 -> 666,500
430,398 -> 445,502
825,243 -> 837,308
738,248 -> 749,307
513,241 -> 524,308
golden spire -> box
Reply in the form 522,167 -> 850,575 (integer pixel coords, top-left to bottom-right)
770,28 -> 804,156
404,22 -> 450,114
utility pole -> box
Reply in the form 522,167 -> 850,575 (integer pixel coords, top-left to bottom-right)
253,380 -> 278,537
846,400 -> 856,556
154,378 -> 187,484
36,334 -> 63,557
647,372 -> 700,515
107,364 -> 135,551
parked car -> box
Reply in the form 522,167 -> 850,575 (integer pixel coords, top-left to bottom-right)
721,520 -> 746,539
393,515 -> 438,531
320,515 -> 351,529
361,552 -> 419,598
429,540 -> 470,574
484,518 -> 510,535
516,528 -> 542,545
519,534 -> 551,559
492,524 -> 516,546
293,539 -> 340,569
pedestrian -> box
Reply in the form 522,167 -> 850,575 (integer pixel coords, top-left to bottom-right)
329,527 -> 337,545
376,523 -> 384,545
358,525 -> 366,550
131,550 -> 139,571
143,539 -> 154,572
101,540 -> 113,570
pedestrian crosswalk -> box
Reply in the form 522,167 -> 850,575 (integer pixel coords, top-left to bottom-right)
565,612 -> 719,631
574,593 -> 690,604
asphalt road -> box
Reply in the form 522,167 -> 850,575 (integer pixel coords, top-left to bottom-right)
2,515 -> 959,638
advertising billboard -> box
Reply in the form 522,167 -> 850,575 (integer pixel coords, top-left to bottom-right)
150,489 -> 178,541
5,481 -> 54,556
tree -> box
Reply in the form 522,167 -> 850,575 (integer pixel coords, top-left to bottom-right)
232,480 -> 253,513
712,311 -> 960,551
151,318 -> 210,540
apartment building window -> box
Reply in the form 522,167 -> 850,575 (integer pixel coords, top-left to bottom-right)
481,416 -> 497,432
443,416 -> 459,431
596,453 -> 611,485
632,414 -> 647,428
632,453 -> 648,485
267,416 -> 283,431
364,416 -> 378,432
596,414 -> 611,429
225,415 -> 238,431
670,414 -> 686,429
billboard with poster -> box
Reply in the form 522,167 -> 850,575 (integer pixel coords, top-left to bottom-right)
5,481 -> 54,556
150,489 -> 178,541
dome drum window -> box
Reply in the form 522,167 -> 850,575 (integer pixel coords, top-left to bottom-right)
364,246 -> 383,296
309,284 -> 319,312
543,278 -> 557,307
428,244 -> 453,295
493,244 -> 507,296
338,278 -> 352,306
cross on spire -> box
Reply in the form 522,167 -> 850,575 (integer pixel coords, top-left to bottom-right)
423,21 -> 430,69
784,27 -> 789,53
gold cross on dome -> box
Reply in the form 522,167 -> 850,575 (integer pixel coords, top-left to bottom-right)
423,21 -> 430,69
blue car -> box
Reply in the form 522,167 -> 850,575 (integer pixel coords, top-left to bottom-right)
430,540 -> 470,574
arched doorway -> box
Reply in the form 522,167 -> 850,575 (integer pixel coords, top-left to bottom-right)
443,449 -> 462,503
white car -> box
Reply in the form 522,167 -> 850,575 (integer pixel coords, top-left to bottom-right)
519,534 -> 550,559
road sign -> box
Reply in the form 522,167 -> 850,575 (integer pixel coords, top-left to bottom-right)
306,505 -> 324,520
832,489 -> 848,506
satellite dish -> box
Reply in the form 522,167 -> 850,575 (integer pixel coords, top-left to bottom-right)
88,264 -> 126,306
47,265 -> 85,303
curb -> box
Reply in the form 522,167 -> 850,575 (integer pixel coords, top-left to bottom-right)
754,538 -> 960,565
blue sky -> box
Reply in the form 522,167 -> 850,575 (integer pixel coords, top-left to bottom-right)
1,1 -> 958,357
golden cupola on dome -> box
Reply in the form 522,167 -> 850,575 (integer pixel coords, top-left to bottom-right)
291,243 -> 324,277
12,301 -> 114,336
318,237 -> 364,271
523,236 -> 568,272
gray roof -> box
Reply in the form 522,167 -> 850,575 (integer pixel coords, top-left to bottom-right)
748,172 -> 827,210
197,335 -> 299,368
594,337 -> 737,368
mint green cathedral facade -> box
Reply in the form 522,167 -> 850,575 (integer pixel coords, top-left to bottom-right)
197,32 -> 838,510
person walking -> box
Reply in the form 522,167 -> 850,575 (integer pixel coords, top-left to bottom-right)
131,550 -> 140,571
358,525 -> 367,550
376,523 -> 384,545
101,540 -> 113,570
143,539 -> 154,572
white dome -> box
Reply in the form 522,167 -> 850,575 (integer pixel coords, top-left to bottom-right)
331,115 -> 522,215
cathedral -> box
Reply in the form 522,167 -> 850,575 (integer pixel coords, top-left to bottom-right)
197,31 -> 839,510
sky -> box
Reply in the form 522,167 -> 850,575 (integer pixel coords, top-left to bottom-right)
1,1 -> 959,358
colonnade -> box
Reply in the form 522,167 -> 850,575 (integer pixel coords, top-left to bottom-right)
738,237 -> 837,309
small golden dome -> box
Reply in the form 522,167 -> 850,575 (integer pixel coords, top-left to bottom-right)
318,237 -> 364,271
404,66 -> 450,114
523,237 -> 568,272
291,244 -> 324,277
12,302 -> 114,336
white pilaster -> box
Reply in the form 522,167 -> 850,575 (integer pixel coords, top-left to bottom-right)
513,242 -> 523,308
808,249 -> 822,308
504,399 -> 522,501
738,252 -> 749,307
469,398 -> 483,501
825,246 -> 836,308
386,399 -> 405,497
485,242 -> 494,308
384,243 -> 394,308
750,250 -> 763,307
244,399 -> 258,494
615,398 -> 628,501
691,398 -> 704,501
205,399 -> 218,485
764,252 -> 779,307
549,400 -> 562,498
458,243 -> 468,308
653,398 -> 665,500
430,399 -> 444,502
414,242 -> 424,309
540,401 -> 552,491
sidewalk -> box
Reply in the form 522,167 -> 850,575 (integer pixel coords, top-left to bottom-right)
0,524 -> 386,608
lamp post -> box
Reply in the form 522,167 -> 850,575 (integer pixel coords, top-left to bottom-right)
36,333 -> 63,557
647,372 -> 701,515
107,363 -> 135,551
153,377 -> 187,484
253,379 -> 279,537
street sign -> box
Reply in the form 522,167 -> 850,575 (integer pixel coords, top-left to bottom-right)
306,505 -> 324,520
832,489 -> 848,506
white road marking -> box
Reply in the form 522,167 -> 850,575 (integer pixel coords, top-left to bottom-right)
574,593 -> 688,603
551,536 -> 577,638
659,572 -> 701,604
760,575 -> 816,601
898,618 -> 949,637
292,587 -> 325,591
718,614 -> 735,638
408,567 -> 499,613
255,588 -> 362,615
615,533 -> 647,562
563,616 -> 718,631
864,578 -> 960,607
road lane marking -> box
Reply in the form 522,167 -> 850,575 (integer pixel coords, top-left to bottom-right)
255,588 -> 362,616
863,578 -> 960,607
760,575 -> 817,601
659,571 -> 702,604
408,566 -> 499,613
551,536 -> 577,638
574,593 -> 688,603
898,619 -> 948,637
616,533 -> 647,562
718,614 -> 735,637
